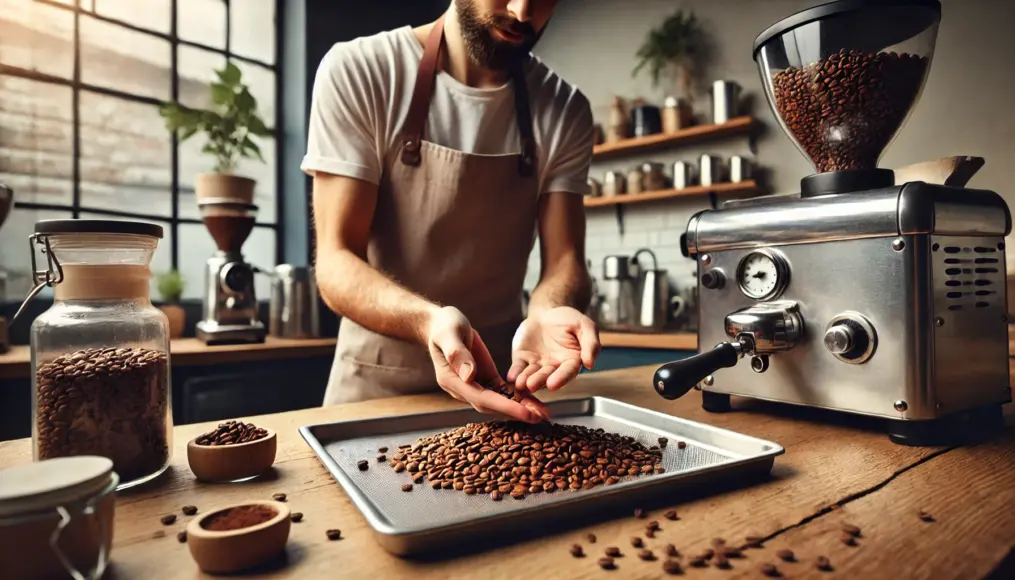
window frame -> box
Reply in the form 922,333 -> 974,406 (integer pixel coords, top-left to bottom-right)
1,0 -> 285,269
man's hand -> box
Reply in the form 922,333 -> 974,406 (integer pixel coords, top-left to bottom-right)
426,306 -> 549,423
508,306 -> 601,393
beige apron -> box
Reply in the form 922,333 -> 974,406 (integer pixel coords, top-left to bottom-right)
323,16 -> 540,406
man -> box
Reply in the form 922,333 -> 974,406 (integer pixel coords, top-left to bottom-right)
302,0 -> 599,424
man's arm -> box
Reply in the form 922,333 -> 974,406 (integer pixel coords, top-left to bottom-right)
312,173 -> 439,345
526,191 -> 592,317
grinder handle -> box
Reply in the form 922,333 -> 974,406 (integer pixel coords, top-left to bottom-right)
653,342 -> 741,400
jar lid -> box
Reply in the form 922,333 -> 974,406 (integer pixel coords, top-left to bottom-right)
0,456 -> 115,518
35,219 -> 164,239
664,96 -> 679,107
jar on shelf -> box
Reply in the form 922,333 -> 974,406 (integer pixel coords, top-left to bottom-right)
603,171 -> 626,196
662,96 -> 695,133
626,165 -> 645,194
606,96 -> 629,143
11,219 -> 172,491
641,162 -> 668,191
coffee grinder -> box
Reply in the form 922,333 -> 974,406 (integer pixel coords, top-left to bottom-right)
0,184 -> 12,353
195,198 -> 266,344
653,0 -> 1011,446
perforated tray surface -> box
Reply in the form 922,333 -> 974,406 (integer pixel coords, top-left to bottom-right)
300,397 -> 784,556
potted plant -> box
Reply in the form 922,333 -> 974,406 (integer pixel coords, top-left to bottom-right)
156,269 -> 186,339
632,9 -> 707,123
158,62 -> 272,203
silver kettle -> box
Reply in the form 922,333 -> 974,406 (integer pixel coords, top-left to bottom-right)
597,255 -> 639,330
268,265 -> 321,338
632,248 -> 684,331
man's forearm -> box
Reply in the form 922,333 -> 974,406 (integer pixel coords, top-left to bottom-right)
316,249 -> 439,345
528,259 -> 592,317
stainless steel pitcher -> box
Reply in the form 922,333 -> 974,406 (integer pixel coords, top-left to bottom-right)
269,264 -> 321,338
598,255 -> 639,330
633,248 -> 683,331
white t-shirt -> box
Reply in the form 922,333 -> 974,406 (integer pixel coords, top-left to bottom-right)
300,26 -> 594,196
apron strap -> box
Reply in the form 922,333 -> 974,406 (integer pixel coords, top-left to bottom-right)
400,14 -> 537,178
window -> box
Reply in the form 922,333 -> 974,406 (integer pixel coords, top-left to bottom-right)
0,0 -> 281,302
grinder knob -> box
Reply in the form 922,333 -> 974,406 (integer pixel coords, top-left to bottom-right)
823,325 -> 854,355
653,342 -> 742,400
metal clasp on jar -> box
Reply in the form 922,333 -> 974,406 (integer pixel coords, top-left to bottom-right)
10,233 -> 64,324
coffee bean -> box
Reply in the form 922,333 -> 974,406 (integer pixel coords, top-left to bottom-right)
648,520 -> 660,531
357,460 -> 369,471
840,533 -> 857,546
639,549 -> 655,561
760,563 -> 780,577
272,493 -> 287,502
776,548 -> 794,562
587,533 -> 597,543
662,559 -> 682,575
664,510 -> 678,521
630,537 -> 643,548
570,544 -> 584,558
491,490 -> 503,501
646,529 -> 656,538
401,483 -> 413,492
326,529 -> 342,540
677,441 -> 687,449
745,535 -> 764,548
378,446 -> 389,453
177,530 -> 187,543
919,510 -> 935,522
376,454 -> 386,462
722,546 -> 743,558
634,508 -> 646,519
181,505 -> 198,516
160,514 -> 176,525
394,462 -> 406,473
665,544 -> 679,558
658,437 -> 668,448
816,556 -> 833,571
772,49 -> 929,172
714,553 -> 731,569
841,523 -> 861,537
689,555 -> 707,568
290,512 -> 303,523
702,548 -> 715,560
598,557 -> 615,570
605,546 -> 621,557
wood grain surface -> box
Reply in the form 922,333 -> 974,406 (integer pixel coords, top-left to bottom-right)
3,365 -> 1013,579
598,332 -> 697,350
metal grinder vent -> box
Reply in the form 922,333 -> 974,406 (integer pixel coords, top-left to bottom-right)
938,244 -> 1002,310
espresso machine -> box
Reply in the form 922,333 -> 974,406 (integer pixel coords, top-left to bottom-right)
0,184 -> 12,353
195,198 -> 266,344
653,0 -> 1011,446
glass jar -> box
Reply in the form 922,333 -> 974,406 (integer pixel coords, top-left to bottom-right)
641,162 -> 668,192
16,219 -> 172,490
626,166 -> 645,194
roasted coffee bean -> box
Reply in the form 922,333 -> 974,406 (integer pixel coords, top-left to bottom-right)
648,520 -> 660,531
394,462 -> 406,473
357,460 -> 369,471
689,555 -> 707,568
631,537 -> 643,548
586,533 -> 597,543
491,490 -> 503,501
634,508 -> 646,519
722,546 -> 743,558
639,549 -> 655,561
714,553 -> 731,569
773,49 -> 929,172
181,505 -> 198,516
160,514 -> 176,525
840,533 -> 857,546
919,510 -> 935,522
664,510 -> 678,521
665,544 -> 679,558
605,546 -> 621,557
760,563 -> 780,577
745,535 -> 764,548
841,523 -> 862,537
677,441 -> 687,449
662,559 -> 683,575
816,556 -> 833,571
645,528 -> 656,539
377,454 -> 386,462
36,347 -> 170,481
703,548 -> 715,560
570,544 -> 584,558
776,548 -> 795,562
176,530 -> 187,543
378,446 -> 389,453
598,557 -> 615,570
290,512 -> 303,523
401,483 -> 413,492
272,493 -> 287,502
326,529 -> 342,540
658,437 -> 668,448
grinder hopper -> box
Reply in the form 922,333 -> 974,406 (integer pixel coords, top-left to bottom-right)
198,198 -> 257,253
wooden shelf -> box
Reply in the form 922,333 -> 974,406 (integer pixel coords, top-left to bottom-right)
593,116 -> 754,160
584,180 -> 759,208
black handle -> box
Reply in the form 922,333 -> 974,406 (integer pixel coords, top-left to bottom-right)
653,342 -> 741,400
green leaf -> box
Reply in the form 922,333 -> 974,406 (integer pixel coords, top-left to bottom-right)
216,61 -> 242,86
179,125 -> 198,142
240,136 -> 264,162
210,83 -> 234,106
235,88 -> 256,113
247,115 -> 271,136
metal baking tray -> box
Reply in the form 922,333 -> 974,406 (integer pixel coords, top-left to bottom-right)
299,397 -> 784,557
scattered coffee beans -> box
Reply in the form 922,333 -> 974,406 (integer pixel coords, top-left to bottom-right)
664,510 -> 678,521
357,460 -> 369,471
658,437 -> 668,448
35,347 -> 170,481
201,505 -> 277,531
677,441 -> 687,449
272,493 -> 287,502
689,554 -> 707,568
647,520 -> 660,531
385,421 -> 663,500
772,48 -> 929,172
376,454 -> 386,462
598,557 -> 615,570
776,548 -> 795,562
841,523 -> 861,537
586,533 -> 597,543
631,537 -> 643,548
760,562 -> 780,577
570,544 -> 584,558
176,530 -> 187,543
840,533 -> 857,547
160,514 -> 176,525
378,446 -> 389,453
291,512 -> 303,523
401,483 -> 413,492
665,544 -> 679,558
326,529 -> 342,540
605,546 -> 621,557
645,528 -> 656,539
483,381 -> 525,402
195,420 -> 268,447
638,549 -> 655,561
181,505 -> 198,516
663,559 -> 682,575
919,510 -> 935,523
816,555 -> 833,571
723,545 -> 743,558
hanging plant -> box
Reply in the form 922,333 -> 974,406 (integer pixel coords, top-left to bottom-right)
632,9 -> 707,100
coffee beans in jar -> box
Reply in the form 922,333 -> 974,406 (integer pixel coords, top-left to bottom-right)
35,346 -> 170,483
772,48 -> 928,172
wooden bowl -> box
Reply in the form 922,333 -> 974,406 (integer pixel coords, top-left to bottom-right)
186,500 -> 290,574
187,429 -> 277,483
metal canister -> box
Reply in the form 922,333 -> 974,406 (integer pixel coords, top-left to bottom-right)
588,178 -> 603,197
626,166 -> 645,194
269,265 -> 321,338
730,156 -> 752,183
700,154 -> 724,186
711,80 -> 741,124
603,171 -> 626,196
641,162 -> 667,191
672,161 -> 696,190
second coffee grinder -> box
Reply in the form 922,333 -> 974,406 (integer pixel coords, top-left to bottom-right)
195,198 -> 266,344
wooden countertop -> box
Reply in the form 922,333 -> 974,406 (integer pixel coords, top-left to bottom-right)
598,331 -> 697,350
2,366 -> 1012,578
0,337 -> 338,380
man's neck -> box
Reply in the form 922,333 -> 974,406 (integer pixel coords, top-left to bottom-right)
440,9 -> 510,89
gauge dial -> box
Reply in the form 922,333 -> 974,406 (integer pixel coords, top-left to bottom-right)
737,250 -> 789,300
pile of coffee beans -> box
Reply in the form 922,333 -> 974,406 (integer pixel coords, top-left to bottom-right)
35,346 -> 170,481
772,48 -> 928,172
385,421 -> 664,499
483,381 -> 525,402
195,420 -> 269,446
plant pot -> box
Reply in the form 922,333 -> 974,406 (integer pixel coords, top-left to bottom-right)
160,303 -> 186,339
195,173 -> 255,204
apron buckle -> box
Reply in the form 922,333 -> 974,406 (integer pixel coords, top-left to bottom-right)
401,139 -> 422,166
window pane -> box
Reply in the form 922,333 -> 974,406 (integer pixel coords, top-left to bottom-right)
177,223 -> 275,301
233,60 -> 275,122
80,14 -> 171,101
178,44 -> 226,110
229,0 -> 275,65
94,0 -> 171,34
234,136 -> 276,224
177,134 -> 218,221
78,91 -> 172,215
178,0 -> 226,50
0,77 -> 74,205
0,0 -> 75,79
0,208 -> 72,300
79,213 -> 172,299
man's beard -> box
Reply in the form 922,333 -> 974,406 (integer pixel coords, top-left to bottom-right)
454,0 -> 541,70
